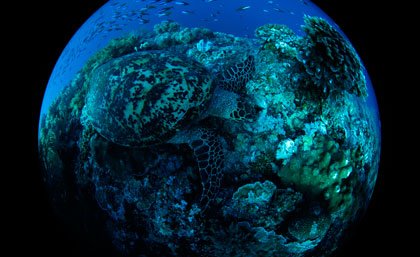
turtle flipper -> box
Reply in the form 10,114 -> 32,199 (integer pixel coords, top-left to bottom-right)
168,128 -> 224,212
189,129 -> 224,211
219,55 -> 255,94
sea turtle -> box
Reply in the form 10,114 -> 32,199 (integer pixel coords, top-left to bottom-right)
82,50 -> 259,211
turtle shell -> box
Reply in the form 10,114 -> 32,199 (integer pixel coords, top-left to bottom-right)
83,50 -> 213,147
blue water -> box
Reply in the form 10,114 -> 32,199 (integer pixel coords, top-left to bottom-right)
40,0 -> 380,132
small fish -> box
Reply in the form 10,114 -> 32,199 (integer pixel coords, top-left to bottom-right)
181,10 -> 194,14
139,18 -> 150,24
205,0 -> 216,3
273,7 -> 285,13
175,1 -> 189,5
236,6 -> 251,11
267,1 -> 273,4
263,9 -> 269,13
159,6 -> 173,12
158,11 -> 172,17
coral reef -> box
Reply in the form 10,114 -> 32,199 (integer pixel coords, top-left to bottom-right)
232,181 -> 277,205
296,16 -> 367,98
276,138 -> 297,162
40,18 -> 380,257
153,20 -> 181,34
276,133 -> 369,220
196,39 -> 213,53
255,23 -> 300,59
224,182 -> 302,230
288,213 -> 331,242
153,21 -> 215,48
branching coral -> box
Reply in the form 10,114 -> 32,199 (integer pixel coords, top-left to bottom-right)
297,16 -> 367,98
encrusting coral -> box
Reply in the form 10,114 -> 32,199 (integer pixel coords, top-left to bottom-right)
255,24 -> 300,59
